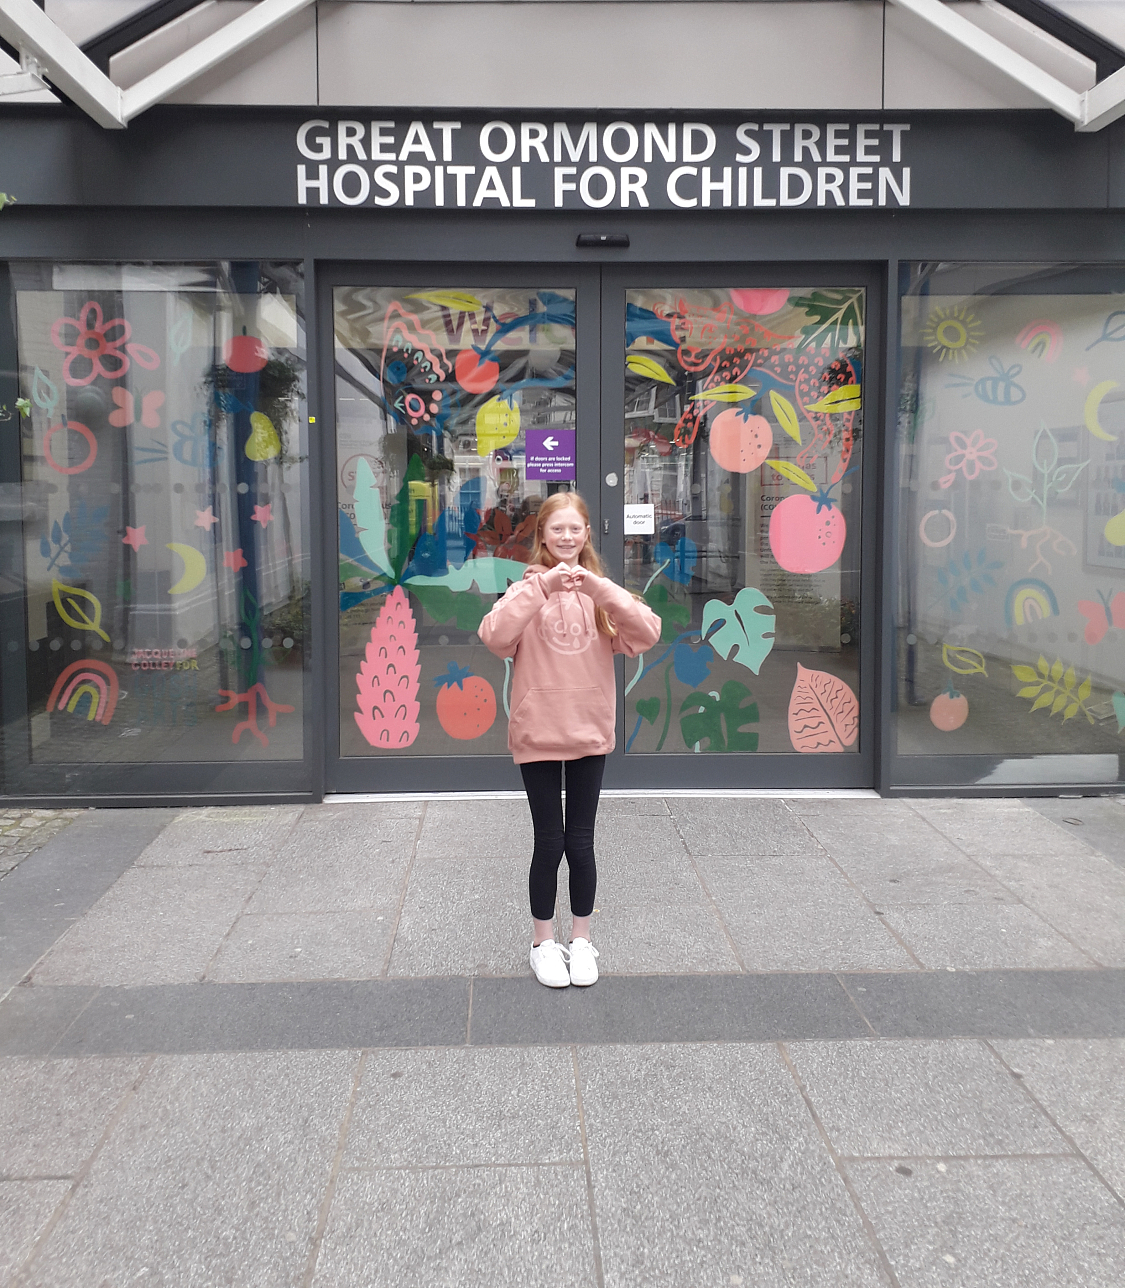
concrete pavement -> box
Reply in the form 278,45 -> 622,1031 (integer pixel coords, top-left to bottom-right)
1,792 -> 1124,1286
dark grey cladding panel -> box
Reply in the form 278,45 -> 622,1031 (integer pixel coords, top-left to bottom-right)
0,106 -> 1111,211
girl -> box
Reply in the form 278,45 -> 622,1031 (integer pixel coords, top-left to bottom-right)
480,492 -> 661,988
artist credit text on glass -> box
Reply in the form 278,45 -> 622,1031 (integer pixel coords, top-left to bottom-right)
4,263 -> 308,781
335,286 -> 576,757
622,287 -> 864,755
896,263 -> 1125,785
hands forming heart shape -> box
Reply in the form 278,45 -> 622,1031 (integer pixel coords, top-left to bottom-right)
554,562 -> 587,592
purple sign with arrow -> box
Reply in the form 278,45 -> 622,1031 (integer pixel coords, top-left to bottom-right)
525,428 -> 576,480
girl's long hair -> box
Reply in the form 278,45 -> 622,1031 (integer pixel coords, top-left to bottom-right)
529,491 -> 617,637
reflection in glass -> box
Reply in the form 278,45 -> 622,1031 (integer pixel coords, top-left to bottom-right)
333,287 -> 576,757
3,262 -> 308,786
895,263 -> 1125,784
623,287 -> 864,754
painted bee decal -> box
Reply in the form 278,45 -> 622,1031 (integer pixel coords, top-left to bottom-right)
947,356 -> 1026,406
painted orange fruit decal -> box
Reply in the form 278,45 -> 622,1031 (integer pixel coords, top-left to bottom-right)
434,662 -> 497,739
768,488 -> 847,574
930,688 -> 969,731
709,406 -> 773,473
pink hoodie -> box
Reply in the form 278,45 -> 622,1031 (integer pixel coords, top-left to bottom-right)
480,565 -> 661,763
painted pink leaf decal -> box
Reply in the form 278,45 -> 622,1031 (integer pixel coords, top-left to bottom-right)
787,664 -> 858,753
355,586 -> 420,748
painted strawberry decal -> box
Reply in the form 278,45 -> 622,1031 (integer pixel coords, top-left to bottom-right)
434,662 -> 497,740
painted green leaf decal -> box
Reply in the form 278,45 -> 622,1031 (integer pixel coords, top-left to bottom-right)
636,696 -> 661,725
626,354 -> 676,385
409,586 -> 488,633
52,579 -> 110,642
770,390 -> 801,444
352,457 -> 394,578
764,459 -> 817,491
388,454 -> 428,579
644,584 -> 690,642
701,588 -> 776,675
407,557 -> 526,595
679,681 -> 759,752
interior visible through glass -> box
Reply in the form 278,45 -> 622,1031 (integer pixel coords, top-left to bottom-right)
334,286 -> 576,757
895,262 -> 1125,785
5,262 -> 308,776
623,287 -> 864,755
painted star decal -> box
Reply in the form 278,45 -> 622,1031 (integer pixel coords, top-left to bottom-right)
251,503 -> 272,528
194,507 -> 219,530
122,526 -> 147,552
223,548 -> 248,572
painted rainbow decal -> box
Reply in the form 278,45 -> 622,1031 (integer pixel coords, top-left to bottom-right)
46,659 -> 119,725
1015,319 -> 1062,362
1005,578 -> 1060,627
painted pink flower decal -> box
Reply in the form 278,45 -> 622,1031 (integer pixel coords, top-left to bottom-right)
50,301 -> 160,386
940,429 -> 998,488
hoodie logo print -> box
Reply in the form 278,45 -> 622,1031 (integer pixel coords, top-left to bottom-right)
537,598 -> 598,655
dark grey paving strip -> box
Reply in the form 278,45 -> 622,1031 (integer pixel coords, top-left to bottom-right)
470,973 -> 870,1044
49,979 -> 470,1055
1023,796 -> 1125,872
0,808 -> 176,993
847,969 -> 1125,1038
3,970 -> 1123,1057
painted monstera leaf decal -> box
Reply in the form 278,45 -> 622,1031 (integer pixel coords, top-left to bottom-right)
352,457 -> 394,578
788,665 -> 858,752
701,587 -> 776,675
679,681 -> 759,752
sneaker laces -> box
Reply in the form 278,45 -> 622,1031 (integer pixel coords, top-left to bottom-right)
570,940 -> 598,959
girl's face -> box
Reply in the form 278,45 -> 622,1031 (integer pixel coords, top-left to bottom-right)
541,505 -> 589,564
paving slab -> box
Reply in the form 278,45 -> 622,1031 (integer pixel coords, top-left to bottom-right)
207,910 -> 395,982
695,853 -> 918,972
314,1166 -> 597,1288
847,1157 -> 1125,1288
470,974 -> 869,1045
876,901 -> 1094,971
0,1056 -> 144,1175
969,849 -> 1125,967
52,979 -> 469,1055
907,798 -> 1098,859
344,1048 -> 582,1167
133,805 -> 303,866
387,847 -> 532,977
0,807 -> 175,993
786,1038 -> 1067,1157
556,894 -> 741,974
846,969 -> 1125,1039
0,986 -> 96,1058
21,1050 -> 356,1288
578,1043 -> 887,1288
413,798 -> 532,860
1023,796 -> 1125,872
246,807 -> 419,915
993,1038 -> 1125,1199
0,1181 -> 70,1282
30,863 -> 267,986
668,798 -> 825,856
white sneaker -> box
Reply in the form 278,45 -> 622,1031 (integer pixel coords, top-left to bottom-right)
530,939 -> 571,988
568,938 -> 599,986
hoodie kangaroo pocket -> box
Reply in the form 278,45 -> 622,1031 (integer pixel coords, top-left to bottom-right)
509,686 -> 611,754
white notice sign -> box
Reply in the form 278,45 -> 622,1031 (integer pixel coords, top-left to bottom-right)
623,504 -> 655,535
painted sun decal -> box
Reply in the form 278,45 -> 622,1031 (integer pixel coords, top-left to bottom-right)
922,305 -> 984,364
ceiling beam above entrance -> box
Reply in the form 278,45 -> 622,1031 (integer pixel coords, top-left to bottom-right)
0,0 -> 315,127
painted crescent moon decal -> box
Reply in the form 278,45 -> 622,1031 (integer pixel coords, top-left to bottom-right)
1084,380 -> 1119,442
166,542 -> 207,595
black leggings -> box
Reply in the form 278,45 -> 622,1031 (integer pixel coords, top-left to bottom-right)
519,755 -> 606,921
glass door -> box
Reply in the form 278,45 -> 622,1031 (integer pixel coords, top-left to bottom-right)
602,272 -> 878,788
325,268 -> 600,792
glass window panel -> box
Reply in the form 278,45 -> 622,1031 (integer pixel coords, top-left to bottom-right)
3,261 -> 308,782
894,262 -> 1125,785
623,287 -> 864,755
334,286 -> 576,757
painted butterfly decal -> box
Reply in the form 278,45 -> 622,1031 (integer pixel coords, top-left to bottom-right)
1077,590 -> 1125,644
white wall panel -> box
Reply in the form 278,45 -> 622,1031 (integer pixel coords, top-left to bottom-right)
316,1 -> 884,110
110,0 -> 317,104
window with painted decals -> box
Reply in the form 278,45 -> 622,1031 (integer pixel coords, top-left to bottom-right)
1,262 -> 308,785
333,286 -> 576,758
622,286 -> 865,756
894,263 -> 1125,786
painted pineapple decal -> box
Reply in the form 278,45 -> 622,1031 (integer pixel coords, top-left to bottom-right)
355,586 -> 420,748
